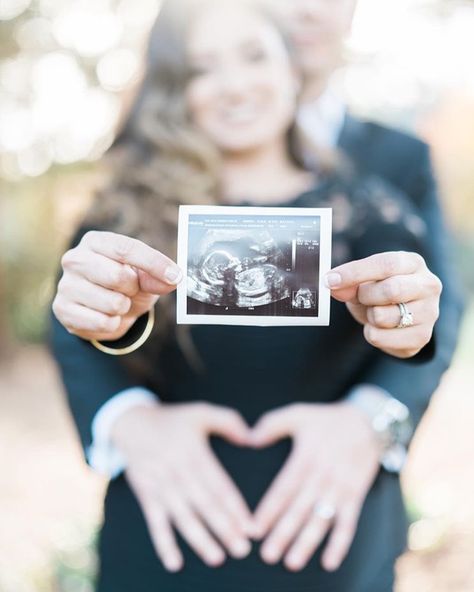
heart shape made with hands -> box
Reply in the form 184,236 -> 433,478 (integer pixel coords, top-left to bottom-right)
213,402 -> 326,450
205,401 -> 379,573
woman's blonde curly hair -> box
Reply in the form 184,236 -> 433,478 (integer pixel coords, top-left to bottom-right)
83,0 -> 331,373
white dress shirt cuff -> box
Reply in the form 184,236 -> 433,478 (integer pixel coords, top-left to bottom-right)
87,387 -> 158,479
346,384 -> 394,405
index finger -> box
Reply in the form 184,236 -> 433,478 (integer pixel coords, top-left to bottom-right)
325,251 -> 425,290
82,231 -> 182,285
200,453 -> 254,530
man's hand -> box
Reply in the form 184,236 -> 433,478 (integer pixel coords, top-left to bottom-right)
111,402 -> 254,572
326,251 -> 442,358
53,231 -> 183,342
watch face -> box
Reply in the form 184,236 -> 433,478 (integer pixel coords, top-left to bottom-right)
392,416 -> 414,447
381,409 -> 412,473
382,444 -> 407,473
372,399 -> 413,450
347,390 -> 413,460
386,399 -> 413,446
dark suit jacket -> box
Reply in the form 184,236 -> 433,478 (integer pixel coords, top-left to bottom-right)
337,115 -> 464,426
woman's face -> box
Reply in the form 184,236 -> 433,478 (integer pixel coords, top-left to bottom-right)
186,2 -> 299,155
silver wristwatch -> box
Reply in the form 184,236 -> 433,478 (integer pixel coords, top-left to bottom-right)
346,386 -> 414,473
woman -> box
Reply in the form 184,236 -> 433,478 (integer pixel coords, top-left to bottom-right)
51,1 -> 442,590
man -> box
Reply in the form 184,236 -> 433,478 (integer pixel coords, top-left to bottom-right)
280,0 -> 464,584
282,0 -> 463,432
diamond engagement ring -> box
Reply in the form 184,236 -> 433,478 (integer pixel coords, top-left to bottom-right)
313,501 -> 336,521
397,302 -> 414,328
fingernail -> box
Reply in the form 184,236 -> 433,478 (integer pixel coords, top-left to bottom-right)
164,265 -> 182,285
325,272 -> 342,288
165,556 -> 183,572
208,548 -> 226,566
262,544 -> 280,564
285,554 -> 303,571
231,538 -> 251,558
322,556 -> 339,572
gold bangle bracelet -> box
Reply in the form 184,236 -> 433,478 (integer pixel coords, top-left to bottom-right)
90,307 -> 155,356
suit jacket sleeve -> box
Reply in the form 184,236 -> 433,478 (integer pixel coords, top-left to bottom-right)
353,145 -> 465,430
49,313 -> 141,454
48,226 -> 152,456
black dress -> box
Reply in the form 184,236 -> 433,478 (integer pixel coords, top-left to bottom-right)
54,175 -> 427,592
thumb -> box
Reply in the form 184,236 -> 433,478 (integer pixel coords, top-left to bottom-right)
250,407 -> 297,448
207,406 -> 252,446
137,268 -> 181,296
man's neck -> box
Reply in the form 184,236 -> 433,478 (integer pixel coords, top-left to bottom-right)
300,70 -> 332,105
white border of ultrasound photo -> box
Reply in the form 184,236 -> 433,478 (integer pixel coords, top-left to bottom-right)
176,205 -> 332,326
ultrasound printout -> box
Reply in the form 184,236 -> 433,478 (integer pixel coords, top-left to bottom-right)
177,205 -> 332,326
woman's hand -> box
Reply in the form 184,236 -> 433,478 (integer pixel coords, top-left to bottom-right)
326,251 -> 442,358
249,402 -> 381,572
111,401 -> 254,572
52,231 -> 183,342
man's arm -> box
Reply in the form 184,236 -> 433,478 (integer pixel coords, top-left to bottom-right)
405,142 -> 465,367
48,225 -> 161,463
49,310 -> 151,455
351,139 -> 465,431
88,386 -> 158,477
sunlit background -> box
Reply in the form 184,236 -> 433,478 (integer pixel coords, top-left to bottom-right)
0,0 -> 473,590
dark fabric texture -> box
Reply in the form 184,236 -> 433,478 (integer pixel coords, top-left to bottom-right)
49,120 -> 464,592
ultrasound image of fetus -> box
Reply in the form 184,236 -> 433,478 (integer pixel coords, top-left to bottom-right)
187,229 -> 290,307
292,288 -> 316,310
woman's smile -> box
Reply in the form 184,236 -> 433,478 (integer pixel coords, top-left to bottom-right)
219,103 -> 264,125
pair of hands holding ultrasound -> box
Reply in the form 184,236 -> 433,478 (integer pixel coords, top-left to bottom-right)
53,231 -> 442,572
